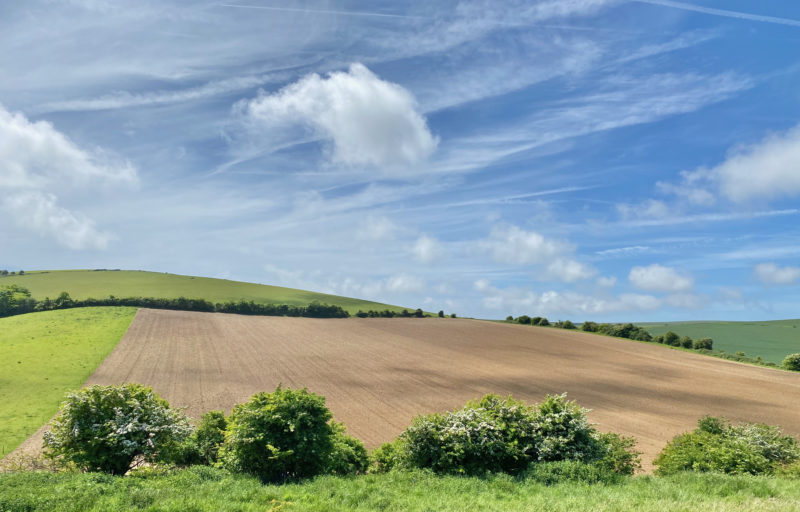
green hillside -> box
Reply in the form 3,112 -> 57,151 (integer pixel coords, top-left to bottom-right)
0,307 -> 137,457
0,270 -> 408,314
639,320 -> 800,364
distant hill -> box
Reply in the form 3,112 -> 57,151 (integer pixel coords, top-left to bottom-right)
639,319 -> 800,364
0,270 -> 410,315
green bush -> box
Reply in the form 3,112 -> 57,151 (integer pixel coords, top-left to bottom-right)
693,337 -> 713,350
581,321 -> 599,332
220,386 -> 334,481
783,353 -> 800,371
654,416 -> 800,476
680,336 -> 693,348
326,422 -> 369,475
522,460 -> 623,485
385,393 -> 638,476
531,316 -> 543,326
663,331 -> 681,347
517,315 -> 531,325
43,384 -> 191,475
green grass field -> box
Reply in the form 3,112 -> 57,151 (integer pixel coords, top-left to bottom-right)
0,270 -> 409,314
639,320 -> 800,364
1,467 -> 799,511
0,307 -> 137,457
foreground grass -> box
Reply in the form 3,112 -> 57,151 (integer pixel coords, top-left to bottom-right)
0,307 -> 137,457
1,467 -> 799,511
639,319 -> 800,364
1,270 -> 408,315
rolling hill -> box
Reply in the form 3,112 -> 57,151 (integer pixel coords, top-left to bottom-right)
0,269 -> 410,314
639,320 -> 800,364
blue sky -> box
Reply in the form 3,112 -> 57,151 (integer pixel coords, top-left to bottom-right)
2,0 -> 800,321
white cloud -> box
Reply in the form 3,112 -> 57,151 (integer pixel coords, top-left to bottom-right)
357,215 -> 400,241
665,293 -> 707,309
629,264 -> 694,292
616,199 -> 670,220
478,225 -> 571,265
0,104 -> 136,249
473,279 -> 661,316
754,263 -> 800,285
596,276 -> 617,287
385,274 -> 426,293
411,235 -> 444,264
238,63 -> 438,169
677,124 -> 800,203
545,258 -> 596,282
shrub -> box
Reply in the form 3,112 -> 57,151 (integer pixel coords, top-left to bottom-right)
654,416 -> 800,476
192,410 -> 227,465
523,460 -> 623,485
388,393 -> 638,476
43,384 -> 191,475
581,321 -> 599,332
680,336 -> 693,349
693,337 -> 713,350
517,315 -> 531,325
220,386 -> 356,482
663,331 -> 681,347
531,316 -> 543,326
325,422 -> 369,475
505,315 -> 514,322
783,353 -> 800,371
439,310 -> 445,318
538,318 -> 550,326
653,335 -> 665,344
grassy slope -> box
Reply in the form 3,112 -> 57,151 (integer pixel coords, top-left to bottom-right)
639,320 -> 800,364
0,307 -> 137,457
1,270 -> 409,314
1,468 -> 800,511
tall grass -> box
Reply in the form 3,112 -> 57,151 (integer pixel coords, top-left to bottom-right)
1,467 -> 799,511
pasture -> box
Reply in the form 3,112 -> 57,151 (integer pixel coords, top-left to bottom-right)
27,308 -> 795,470
640,320 -> 800,364
0,270 -> 408,314
0,307 -> 137,457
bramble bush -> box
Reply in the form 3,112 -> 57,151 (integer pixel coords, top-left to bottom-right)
43,384 -> 192,475
219,386 -> 367,482
654,415 -> 800,476
372,393 -> 639,476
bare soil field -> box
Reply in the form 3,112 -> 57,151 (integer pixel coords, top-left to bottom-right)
11,309 -> 800,469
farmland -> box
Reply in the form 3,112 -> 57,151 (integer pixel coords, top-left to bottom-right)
0,307 -> 137,457
8,308 -> 791,471
0,270 -> 409,315
640,320 -> 800,364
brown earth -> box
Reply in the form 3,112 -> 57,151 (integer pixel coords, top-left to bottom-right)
9,309 -> 800,470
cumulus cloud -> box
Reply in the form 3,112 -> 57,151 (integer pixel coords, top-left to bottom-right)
629,264 -> 694,292
754,262 -> 800,285
665,124 -> 800,203
0,104 -> 137,249
473,279 -> 661,316
477,225 -> 594,282
411,235 -> 444,264
596,276 -> 617,287
239,63 -> 438,169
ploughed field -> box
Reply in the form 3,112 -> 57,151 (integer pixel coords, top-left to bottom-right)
72,309 -> 799,469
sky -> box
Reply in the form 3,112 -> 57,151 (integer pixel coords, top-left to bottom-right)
1,0 -> 800,321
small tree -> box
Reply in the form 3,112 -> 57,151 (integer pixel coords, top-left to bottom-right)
783,353 -> 800,371
43,384 -> 191,475
439,310 -> 445,318
680,336 -> 693,349
663,331 -> 681,347
581,321 -> 598,332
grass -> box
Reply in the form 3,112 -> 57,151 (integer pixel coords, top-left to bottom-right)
0,307 -> 137,457
639,320 -> 800,364
0,270 -> 409,315
1,467 -> 799,511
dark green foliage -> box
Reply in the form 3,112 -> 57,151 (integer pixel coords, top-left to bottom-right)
538,318 -> 549,326
557,320 -> 576,329
663,331 -> 681,347
505,315 -> 514,321
680,336 -> 693,348
358,308 -> 429,318
783,353 -> 800,371
0,292 -> 350,319
43,384 -> 191,475
654,335 -> 664,343
383,394 -> 639,476
581,321 -> 599,332
450,313 -> 457,318
531,316 -> 543,325
655,416 -> 800,476
439,310 -> 445,318
325,422 -> 369,475
220,386 -> 335,481
192,411 -> 227,465
693,337 -> 713,350
517,315 -> 531,325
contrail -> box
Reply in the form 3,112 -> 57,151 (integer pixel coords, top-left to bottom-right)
631,0 -> 800,28
218,3 -> 422,19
